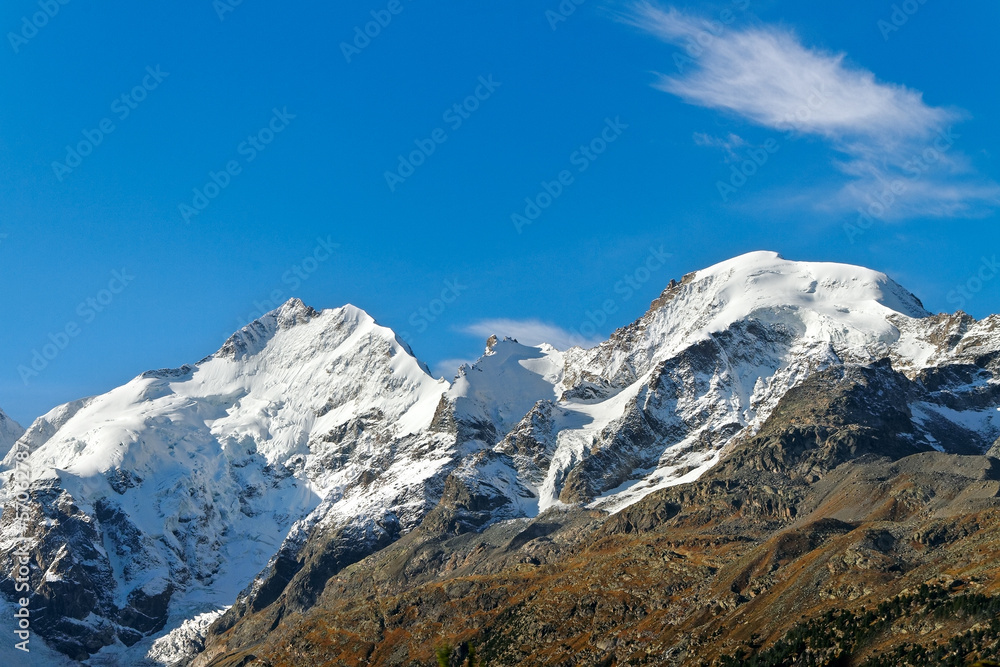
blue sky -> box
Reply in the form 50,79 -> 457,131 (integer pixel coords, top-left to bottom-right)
1,0 -> 998,425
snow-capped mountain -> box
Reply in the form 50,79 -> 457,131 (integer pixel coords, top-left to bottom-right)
2,251 -> 999,665
0,408 -> 24,459
0,300 -> 455,662
438,251 -> 998,522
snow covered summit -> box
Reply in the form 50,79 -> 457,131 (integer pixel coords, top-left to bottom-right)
0,409 -> 23,459
440,251 -> 995,516
0,299 -> 453,662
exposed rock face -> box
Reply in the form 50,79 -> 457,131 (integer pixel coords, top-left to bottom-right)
190,253 -> 999,667
196,466 -> 1000,665
0,301 -> 453,664
2,252 -> 999,665
194,362 -> 1000,666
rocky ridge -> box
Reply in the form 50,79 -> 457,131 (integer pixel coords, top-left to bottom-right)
0,251 -> 997,665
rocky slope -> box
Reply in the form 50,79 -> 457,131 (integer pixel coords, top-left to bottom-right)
0,300 -> 453,663
194,355 -> 1000,666
1,251 -> 998,665
193,252 -> 999,667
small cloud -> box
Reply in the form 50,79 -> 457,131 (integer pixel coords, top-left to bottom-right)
430,358 -> 476,381
625,3 -> 1000,219
460,318 -> 603,350
693,131 -> 746,161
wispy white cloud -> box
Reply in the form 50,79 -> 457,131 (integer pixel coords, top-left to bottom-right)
430,358 -> 477,381
626,3 -> 1000,219
461,318 -> 602,350
693,131 -> 746,162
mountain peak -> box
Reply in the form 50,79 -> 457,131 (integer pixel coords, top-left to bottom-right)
691,251 -> 928,320
719,249 -> 784,263
0,408 -> 24,459
212,299 -> 398,364
5,255 -> 997,665
274,296 -> 318,323
623,252 -> 931,367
